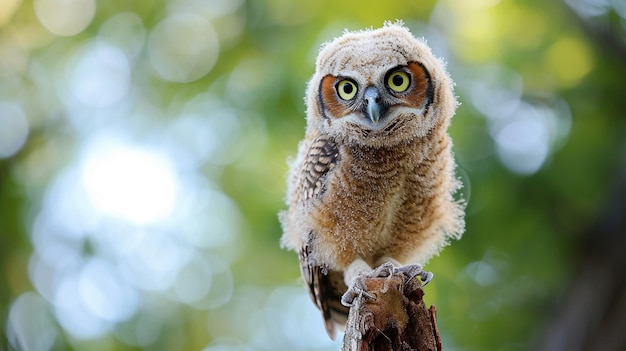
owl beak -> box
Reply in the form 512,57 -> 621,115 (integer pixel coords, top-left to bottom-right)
363,86 -> 381,123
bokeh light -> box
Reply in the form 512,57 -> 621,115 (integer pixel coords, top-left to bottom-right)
6,292 -> 57,351
98,12 -> 146,62
34,0 -> 96,37
79,137 -> 179,225
148,14 -> 220,83
0,102 -> 28,159
68,42 -> 131,108
544,36 -> 594,88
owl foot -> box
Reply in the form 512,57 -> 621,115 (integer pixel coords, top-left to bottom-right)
341,262 -> 396,307
394,264 -> 433,286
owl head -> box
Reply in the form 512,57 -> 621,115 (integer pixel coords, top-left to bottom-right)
305,22 -> 458,148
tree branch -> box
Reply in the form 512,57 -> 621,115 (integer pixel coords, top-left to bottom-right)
342,271 -> 442,351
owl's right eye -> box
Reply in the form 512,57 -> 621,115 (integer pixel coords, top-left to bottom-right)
336,80 -> 358,100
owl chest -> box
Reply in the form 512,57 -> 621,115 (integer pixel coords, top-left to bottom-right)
309,146 -> 423,266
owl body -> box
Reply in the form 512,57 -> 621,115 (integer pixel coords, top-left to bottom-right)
280,23 -> 464,339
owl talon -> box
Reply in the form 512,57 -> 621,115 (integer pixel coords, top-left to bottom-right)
370,261 -> 396,278
341,262 -> 398,306
419,271 -> 434,286
394,264 -> 434,286
341,277 -> 375,306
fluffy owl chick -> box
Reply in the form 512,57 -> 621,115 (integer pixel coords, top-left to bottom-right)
280,22 -> 464,339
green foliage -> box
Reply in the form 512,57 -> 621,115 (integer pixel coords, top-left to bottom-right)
1,0 -> 625,350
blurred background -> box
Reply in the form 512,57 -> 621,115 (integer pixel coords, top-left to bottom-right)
1,0 -> 625,350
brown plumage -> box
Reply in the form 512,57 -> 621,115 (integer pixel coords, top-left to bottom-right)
279,22 -> 465,339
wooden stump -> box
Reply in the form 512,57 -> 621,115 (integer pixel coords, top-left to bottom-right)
341,271 -> 442,351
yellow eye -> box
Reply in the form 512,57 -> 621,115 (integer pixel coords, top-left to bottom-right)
387,71 -> 410,93
336,79 -> 358,100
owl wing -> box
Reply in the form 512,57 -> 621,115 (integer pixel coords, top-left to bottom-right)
299,243 -> 349,340
295,135 -> 348,339
295,135 -> 340,202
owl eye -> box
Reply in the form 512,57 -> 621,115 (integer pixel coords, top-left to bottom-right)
336,79 -> 358,100
387,71 -> 411,93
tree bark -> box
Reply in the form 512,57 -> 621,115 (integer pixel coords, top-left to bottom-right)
342,271 -> 442,351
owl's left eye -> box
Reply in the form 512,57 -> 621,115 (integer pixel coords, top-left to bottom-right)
336,79 -> 358,100
387,71 -> 411,93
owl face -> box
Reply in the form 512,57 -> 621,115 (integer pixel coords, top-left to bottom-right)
318,61 -> 433,128
305,23 -> 457,148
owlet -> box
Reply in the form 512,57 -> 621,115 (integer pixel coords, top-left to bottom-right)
279,22 -> 465,339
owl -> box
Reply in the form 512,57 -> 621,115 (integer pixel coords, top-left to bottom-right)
279,22 -> 465,339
